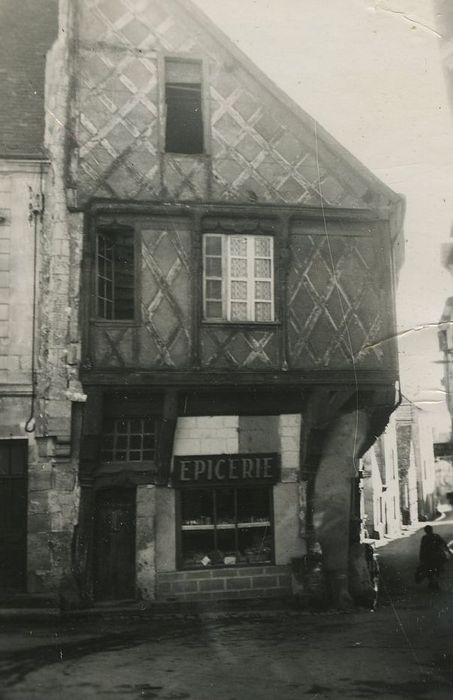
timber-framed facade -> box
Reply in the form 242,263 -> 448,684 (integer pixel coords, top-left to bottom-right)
13,0 -> 406,608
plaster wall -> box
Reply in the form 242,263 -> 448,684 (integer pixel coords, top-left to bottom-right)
173,415 -> 239,456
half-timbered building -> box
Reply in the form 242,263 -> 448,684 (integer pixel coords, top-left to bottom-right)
42,0 -> 405,608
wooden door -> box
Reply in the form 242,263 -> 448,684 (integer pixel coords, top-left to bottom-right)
0,440 -> 28,591
93,488 -> 136,601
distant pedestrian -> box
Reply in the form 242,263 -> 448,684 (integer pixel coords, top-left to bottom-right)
415,525 -> 451,590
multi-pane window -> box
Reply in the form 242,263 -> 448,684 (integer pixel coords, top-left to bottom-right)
96,227 -> 135,320
101,418 -> 156,463
179,486 -> 273,569
203,234 -> 274,322
165,59 -> 203,154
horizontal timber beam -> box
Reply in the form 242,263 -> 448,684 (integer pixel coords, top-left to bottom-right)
79,198 -> 383,224
80,369 -> 398,388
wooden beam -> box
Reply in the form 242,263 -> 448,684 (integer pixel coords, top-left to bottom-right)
155,389 -> 179,486
80,368 -> 398,387
82,198 -> 381,225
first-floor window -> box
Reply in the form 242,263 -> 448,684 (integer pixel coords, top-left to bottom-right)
96,225 -> 135,320
203,234 -> 275,322
101,417 -> 156,463
179,486 -> 273,569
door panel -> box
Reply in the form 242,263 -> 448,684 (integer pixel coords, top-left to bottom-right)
0,440 -> 28,591
93,488 -> 136,601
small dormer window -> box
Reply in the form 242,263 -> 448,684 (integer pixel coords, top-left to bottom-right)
165,59 -> 203,154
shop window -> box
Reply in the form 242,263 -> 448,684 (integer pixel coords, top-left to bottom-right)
203,234 -> 274,322
165,59 -> 203,154
101,417 -> 156,463
179,486 -> 273,569
96,225 -> 135,320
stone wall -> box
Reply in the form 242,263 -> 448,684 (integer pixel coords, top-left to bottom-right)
27,438 -> 79,593
21,0 -> 86,593
0,161 -> 44,388
156,565 -> 291,602
136,485 -> 156,601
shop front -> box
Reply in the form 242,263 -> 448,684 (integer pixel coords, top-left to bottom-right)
174,452 -> 278,571
154,433 -> 303,602
79,399 -> 305,605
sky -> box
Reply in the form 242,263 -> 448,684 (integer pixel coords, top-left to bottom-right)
194,0 -> 453,433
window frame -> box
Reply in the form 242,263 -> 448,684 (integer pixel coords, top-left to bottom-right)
176,484 -> 275,570
202,233 -> 276,324
160,55 -> 210,157
100,416 -> 158,467
93,224 -> 139,324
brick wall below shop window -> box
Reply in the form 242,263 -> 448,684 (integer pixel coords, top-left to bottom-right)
156,565 -> 291,601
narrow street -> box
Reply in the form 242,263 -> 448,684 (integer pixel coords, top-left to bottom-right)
1,516 -> 453,700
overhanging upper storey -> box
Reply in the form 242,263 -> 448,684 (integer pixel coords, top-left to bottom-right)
80,200 -> 399,385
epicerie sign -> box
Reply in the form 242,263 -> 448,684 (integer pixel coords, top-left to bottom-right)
172,453 -> 280,485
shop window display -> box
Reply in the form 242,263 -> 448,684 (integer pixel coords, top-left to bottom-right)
179,486 -> 273,569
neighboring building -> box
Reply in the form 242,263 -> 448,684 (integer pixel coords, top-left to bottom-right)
3,0 -> 405,609
396,416 -> 419,527
361,414 -> 401,539
439,295 -> 453,431
395,398 -> 437,521
433,441 -> 453,508
435,1 -> 453,456
0,1 -> 66,596
362,396 -> 441,538
433,0 -> 453,110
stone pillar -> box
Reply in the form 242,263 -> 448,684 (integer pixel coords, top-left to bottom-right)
313,410 -> 368,608
136,485 -> 156,602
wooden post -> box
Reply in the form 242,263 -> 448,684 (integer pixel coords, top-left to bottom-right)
155,389 -> 179,486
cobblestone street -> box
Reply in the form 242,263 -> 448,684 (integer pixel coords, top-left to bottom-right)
1,518 -> 453,700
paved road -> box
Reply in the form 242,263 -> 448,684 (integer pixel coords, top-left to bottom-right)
1,516 -> 453,700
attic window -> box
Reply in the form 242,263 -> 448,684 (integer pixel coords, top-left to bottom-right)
165,59 -> 203,154
96,225 -> 135,320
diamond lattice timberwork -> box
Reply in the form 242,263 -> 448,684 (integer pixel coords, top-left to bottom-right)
287,234 -> 388,369
200,327 -> 279,369
140,225 -> 192,368
93,326 -> 136,367
74,0 -> 370,208
92,222 -> 193,369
